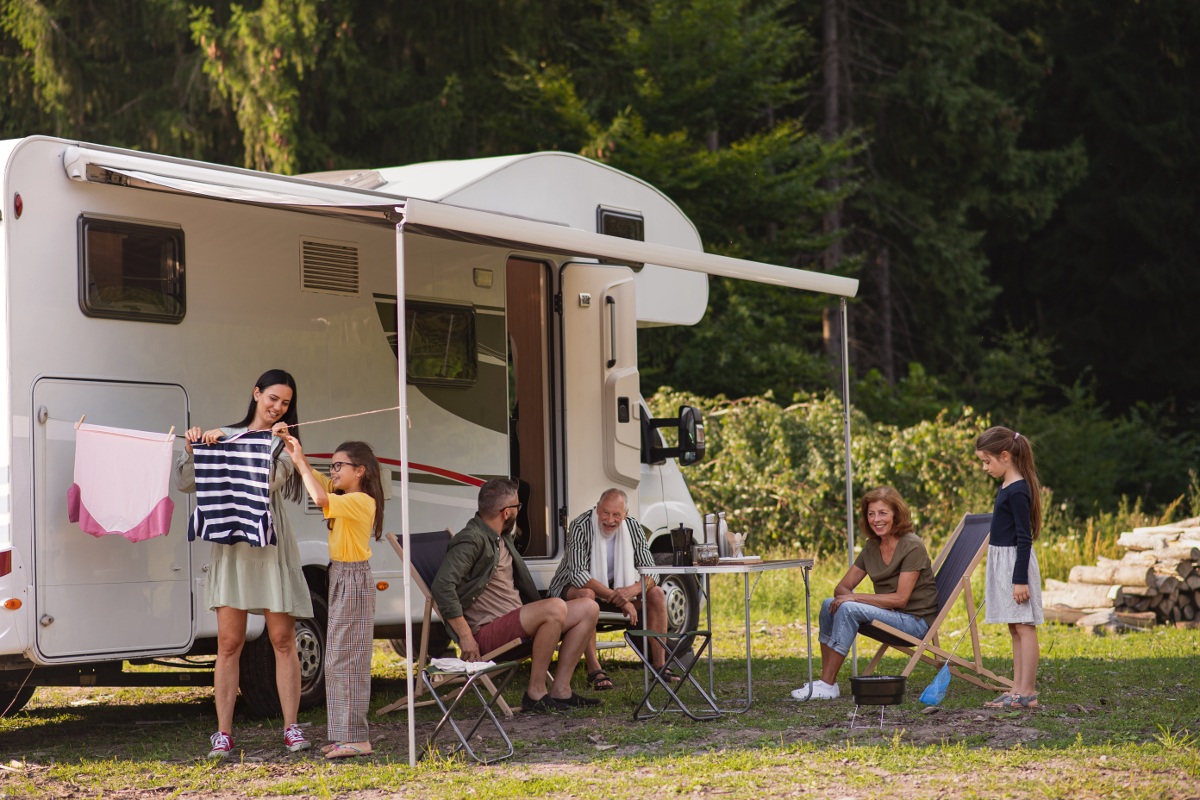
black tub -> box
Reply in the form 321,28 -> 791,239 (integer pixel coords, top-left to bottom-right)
849,674 -> 906,706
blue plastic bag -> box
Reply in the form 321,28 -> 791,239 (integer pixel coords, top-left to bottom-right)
919,662 -> 951,705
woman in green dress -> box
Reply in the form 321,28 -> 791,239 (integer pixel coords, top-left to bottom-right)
174,369 -> 315,759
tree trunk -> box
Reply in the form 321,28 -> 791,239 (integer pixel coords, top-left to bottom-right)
821,0 -> 842,367
1068,564 -> 1155,586
878,247 -> 894,383
1042,584 -> 1118,609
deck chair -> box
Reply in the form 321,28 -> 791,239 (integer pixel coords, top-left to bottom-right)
375,531 -> 533,720
859,512 -> 1014,693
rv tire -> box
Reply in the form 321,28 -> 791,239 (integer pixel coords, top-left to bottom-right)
238,590 -> 328,719
628,553 -> 700,661
0,685 -> 35,717
389,624 -> 455,661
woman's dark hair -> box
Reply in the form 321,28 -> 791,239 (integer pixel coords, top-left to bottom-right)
975,426 -> 1043,540
230,369 -> 303,502
332,441 -> 386,540
858,485 -> 914,542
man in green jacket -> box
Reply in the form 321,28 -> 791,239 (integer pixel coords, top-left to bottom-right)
432,478 -> 600,713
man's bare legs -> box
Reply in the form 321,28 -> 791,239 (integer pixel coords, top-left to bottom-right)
519,597 -> 599,700
566,585 -> 670,671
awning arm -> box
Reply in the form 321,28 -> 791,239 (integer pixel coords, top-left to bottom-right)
401,198 -> 859,297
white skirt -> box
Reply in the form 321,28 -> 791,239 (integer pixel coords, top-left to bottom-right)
984,545 -> 1044,625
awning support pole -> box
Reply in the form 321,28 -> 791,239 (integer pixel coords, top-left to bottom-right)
395,215 -> 417,766
840,297 -> 856,676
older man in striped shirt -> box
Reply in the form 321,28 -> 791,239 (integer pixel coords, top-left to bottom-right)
548,488 -> 672,691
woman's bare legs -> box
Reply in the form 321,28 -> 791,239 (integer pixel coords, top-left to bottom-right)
264,610 -> 301,727
214,607 -> 248,734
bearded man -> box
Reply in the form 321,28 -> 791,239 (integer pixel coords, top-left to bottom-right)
432,478 -> 600,713
548,488 -> 671,691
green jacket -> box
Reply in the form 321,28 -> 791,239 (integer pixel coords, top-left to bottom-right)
432,514 -> 541,642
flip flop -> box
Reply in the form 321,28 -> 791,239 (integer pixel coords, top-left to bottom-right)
325,744 -> 372,759
983,692 -> 1013,708
1011,693 -> 1039,710
321,742 -> 342,754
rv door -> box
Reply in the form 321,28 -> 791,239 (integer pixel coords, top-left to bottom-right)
32,379 -> 193,661
560,264 -> 641,522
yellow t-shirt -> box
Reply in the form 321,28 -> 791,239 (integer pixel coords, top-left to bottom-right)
314,472 -> 375,562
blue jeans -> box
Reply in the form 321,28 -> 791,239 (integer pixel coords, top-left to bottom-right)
818,598 -> 929,657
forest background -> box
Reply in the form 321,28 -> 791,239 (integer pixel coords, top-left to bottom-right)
2,0 -> 1197,555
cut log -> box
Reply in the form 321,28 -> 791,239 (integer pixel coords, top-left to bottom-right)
1042,604 -> 1090,625
1171,606 -> 1183,622
1177,620 -> 1200,630
1042,584 -> 1118,609
1186,574 -> 1200,590
1113,610 -> 1157,629
1154,574 -> 1181,594
1069,565 -> 1154,586
1121,551 -> 1158,564
1160,545 -> 1200,561
1132,596 -> 1153,612
1118,532 -> 1173,551
1115,584 -> 1157,599
1154,560 -> 1195,580
1045,578 -> 1069,591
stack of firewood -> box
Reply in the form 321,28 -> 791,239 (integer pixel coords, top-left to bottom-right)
1042,519 -> 1200,632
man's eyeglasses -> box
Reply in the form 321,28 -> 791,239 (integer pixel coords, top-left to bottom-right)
502,503 -> 523,512
330,461 -> 360,472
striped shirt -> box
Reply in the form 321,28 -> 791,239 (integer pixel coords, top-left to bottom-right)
187,431 -> 277,548
548,511 -> 655,599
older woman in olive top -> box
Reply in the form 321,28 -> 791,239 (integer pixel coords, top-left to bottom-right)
792,486 -> 939,701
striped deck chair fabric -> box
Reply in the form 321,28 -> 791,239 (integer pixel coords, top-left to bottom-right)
187,430 -> 276,547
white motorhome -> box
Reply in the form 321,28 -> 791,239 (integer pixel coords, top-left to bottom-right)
0,136 -> 855,715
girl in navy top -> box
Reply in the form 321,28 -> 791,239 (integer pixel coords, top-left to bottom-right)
975,426 -> 1044,710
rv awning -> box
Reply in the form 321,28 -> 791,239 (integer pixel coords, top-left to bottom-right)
399,198 -> 858,297
63,145 -> 858,297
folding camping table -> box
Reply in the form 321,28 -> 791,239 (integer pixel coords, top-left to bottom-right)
634,559 -> 815,717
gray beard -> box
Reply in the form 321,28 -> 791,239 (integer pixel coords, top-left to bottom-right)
502,514 -> 517,535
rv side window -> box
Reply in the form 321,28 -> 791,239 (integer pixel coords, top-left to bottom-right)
78,215 -> 185,324
405,303 -> 477,386
597,206 -> 645,272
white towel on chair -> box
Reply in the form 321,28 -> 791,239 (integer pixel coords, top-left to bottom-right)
589,509 -> 638,590
430,658 -> 496,674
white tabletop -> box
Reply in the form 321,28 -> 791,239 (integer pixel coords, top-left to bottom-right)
637,558 -> 814,576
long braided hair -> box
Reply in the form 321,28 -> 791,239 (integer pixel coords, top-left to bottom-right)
975,426 -> 1043,540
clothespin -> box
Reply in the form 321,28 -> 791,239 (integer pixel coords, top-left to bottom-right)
74,415 -> 85,430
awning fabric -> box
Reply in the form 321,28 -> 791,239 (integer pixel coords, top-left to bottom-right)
65,147 -> 859,298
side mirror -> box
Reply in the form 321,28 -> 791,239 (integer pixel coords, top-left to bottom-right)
642,404 -> 705,467
677,405 -> 705,466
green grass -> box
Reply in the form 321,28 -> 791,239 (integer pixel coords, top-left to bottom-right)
0,556 -> 1196,798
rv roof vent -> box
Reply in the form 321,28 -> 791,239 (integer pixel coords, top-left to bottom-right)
300,237 -> 360,296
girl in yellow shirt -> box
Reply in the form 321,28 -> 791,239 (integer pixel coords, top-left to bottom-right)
285,437 -> 385,759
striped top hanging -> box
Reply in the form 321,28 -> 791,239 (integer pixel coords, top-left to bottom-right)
187,431 -> 277,547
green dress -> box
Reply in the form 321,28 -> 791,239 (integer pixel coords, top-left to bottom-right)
173,427 -> 314,619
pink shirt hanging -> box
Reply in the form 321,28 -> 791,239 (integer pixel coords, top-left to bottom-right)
67,423 -> 176,543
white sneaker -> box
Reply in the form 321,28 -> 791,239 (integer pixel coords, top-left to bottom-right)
791,680 -> 840,700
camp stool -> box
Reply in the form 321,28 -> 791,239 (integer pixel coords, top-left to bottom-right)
624,628 -> 721,722
419,658 -> 524,764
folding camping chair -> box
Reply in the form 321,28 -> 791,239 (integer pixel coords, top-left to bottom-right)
859,513 -> 1014,693
375,531 -> 535,763
376,532 -> 532,719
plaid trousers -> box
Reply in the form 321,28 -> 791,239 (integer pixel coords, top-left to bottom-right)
326,560 -> 375,742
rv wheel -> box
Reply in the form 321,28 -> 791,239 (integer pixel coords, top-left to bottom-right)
238,589 -> 328,719
0,685 -> 35,717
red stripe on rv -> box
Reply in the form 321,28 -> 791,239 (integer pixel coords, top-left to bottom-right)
308,455 -> 486,488
0,550 -> 10,578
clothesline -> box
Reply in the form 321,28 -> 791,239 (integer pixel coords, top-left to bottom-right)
48,405 -> 405,439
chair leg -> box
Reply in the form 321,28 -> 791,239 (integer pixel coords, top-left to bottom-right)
863,643 -> 889,676
420,666 -> 520,765
478,673 -> 514,718
901,642 -> 928,677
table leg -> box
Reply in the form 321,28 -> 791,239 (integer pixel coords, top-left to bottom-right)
705,573 -> 715,698
801,566 -> 813,700
744,571 -> 753,708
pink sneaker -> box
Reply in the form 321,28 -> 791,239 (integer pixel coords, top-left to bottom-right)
207,730 -> 233,760
284,724 -> 311,752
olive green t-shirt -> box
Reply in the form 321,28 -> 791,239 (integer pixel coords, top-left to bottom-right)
853,532 -> 939,625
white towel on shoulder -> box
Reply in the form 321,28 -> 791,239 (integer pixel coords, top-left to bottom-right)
589,509 -> 638,591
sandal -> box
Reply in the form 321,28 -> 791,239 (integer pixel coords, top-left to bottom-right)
658,666 -> 683,683
1010,693 -> 1038,710
325,744 -> 372,759
587,669 -> 614,691
983,692 -> 1013,708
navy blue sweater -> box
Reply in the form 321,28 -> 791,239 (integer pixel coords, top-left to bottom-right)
991,480 -> 1033,585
